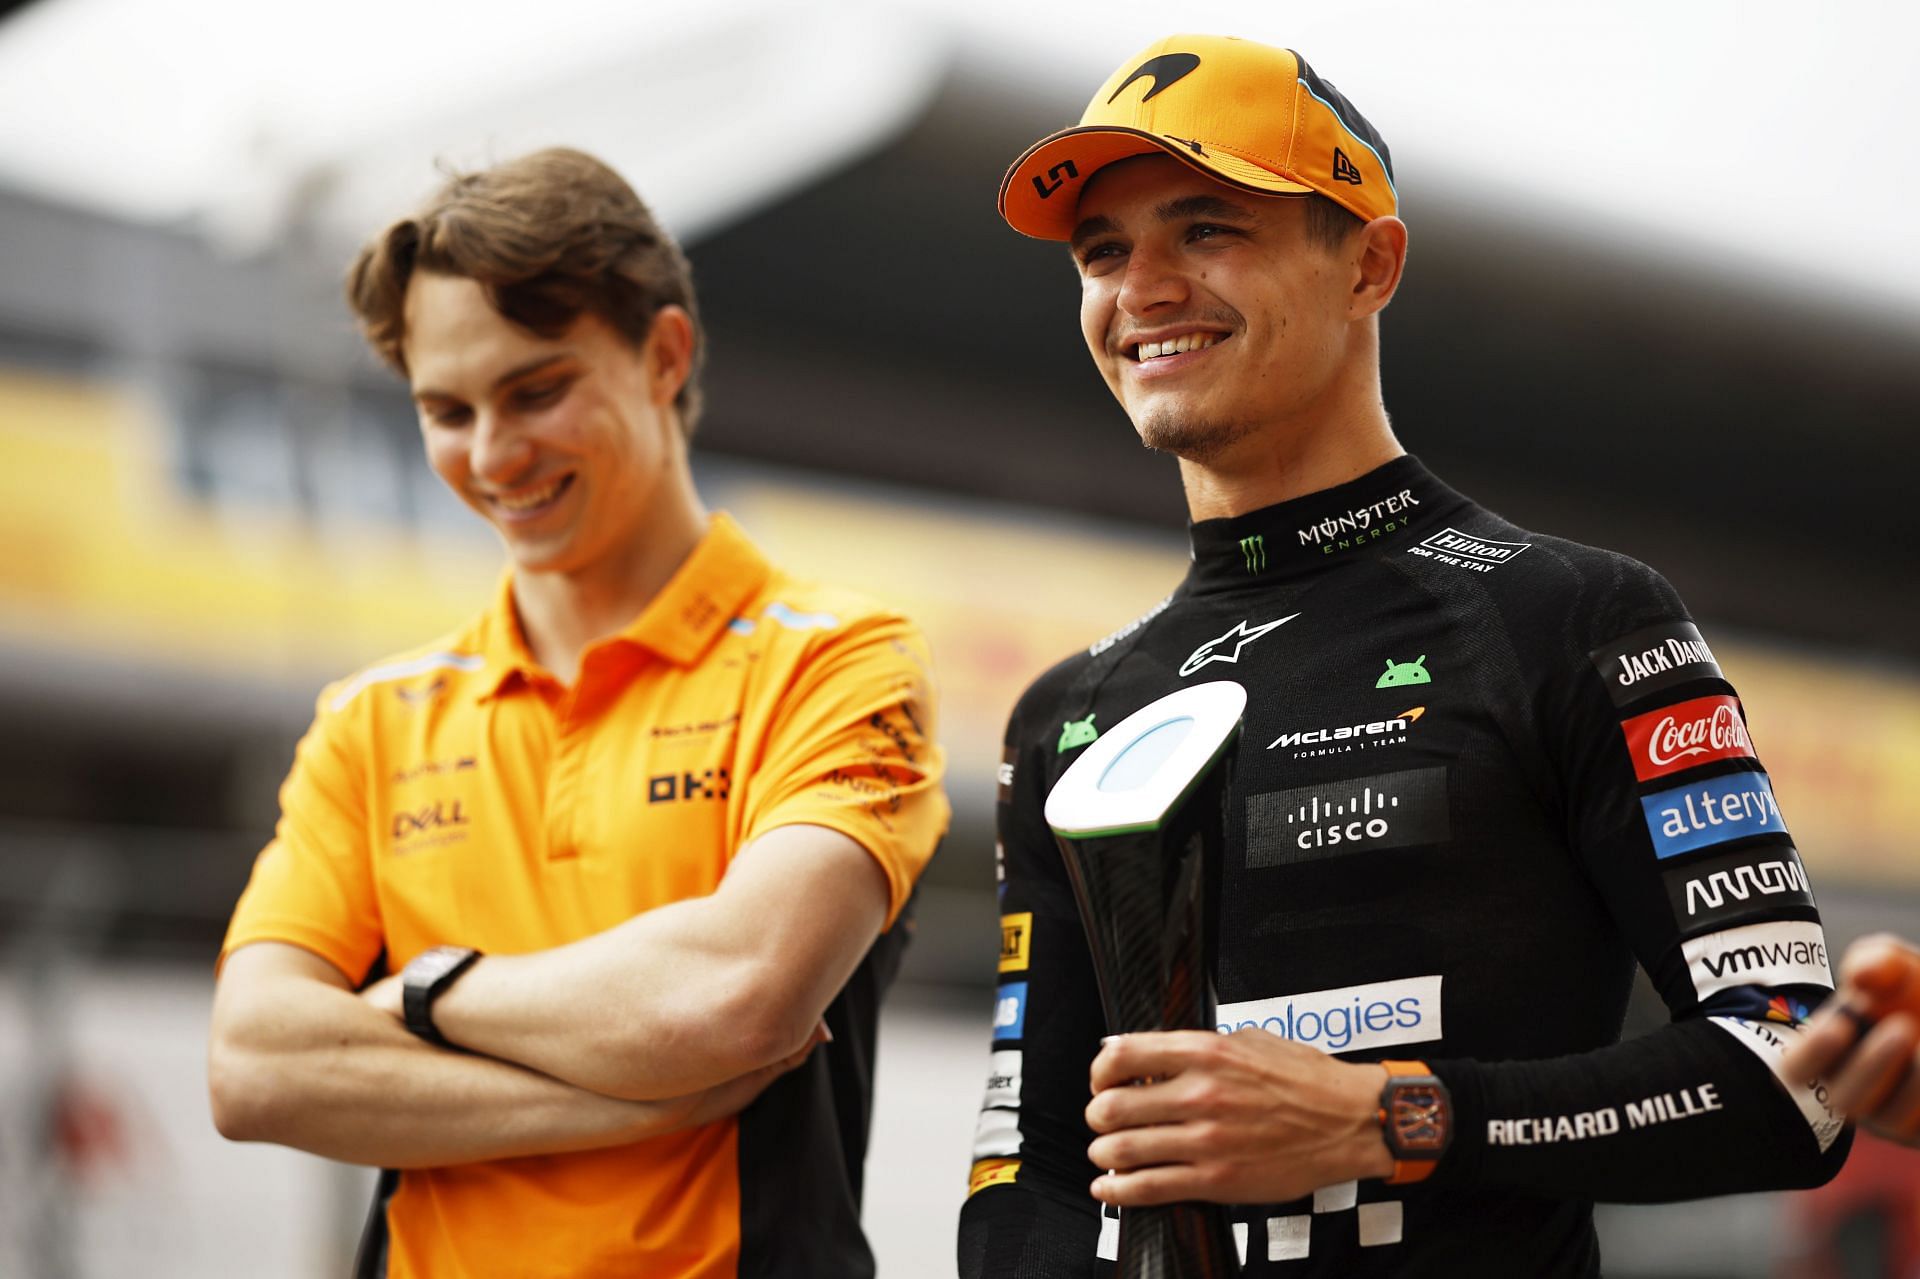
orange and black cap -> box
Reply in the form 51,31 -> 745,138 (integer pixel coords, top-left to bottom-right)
999,34 -> 1397,241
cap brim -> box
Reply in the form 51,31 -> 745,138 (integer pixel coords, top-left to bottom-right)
999,125 -> 1315,241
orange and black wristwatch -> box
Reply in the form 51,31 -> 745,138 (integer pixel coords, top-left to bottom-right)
1377,1060 -> 1453,1185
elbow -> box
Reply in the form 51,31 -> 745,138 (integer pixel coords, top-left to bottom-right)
625,976 -> 815,1092
207,1047 -> 260,1142
710,967 -> 818,1073
207,1038 -> 282,1143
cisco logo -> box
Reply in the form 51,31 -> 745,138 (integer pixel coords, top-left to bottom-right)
1246,767 -> 1449,867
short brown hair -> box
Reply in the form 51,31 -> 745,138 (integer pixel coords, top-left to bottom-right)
346,147 -> 706,435
1304,193 -> 1365,250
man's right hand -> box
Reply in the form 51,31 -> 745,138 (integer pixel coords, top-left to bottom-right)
1782,933 -> 1920,1143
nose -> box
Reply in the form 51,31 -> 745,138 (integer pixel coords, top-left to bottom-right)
1115,241 -> 1190,320
470,410 -> 534,485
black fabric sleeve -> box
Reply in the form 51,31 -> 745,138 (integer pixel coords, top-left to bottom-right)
1428,552 -> 1850,1198
958,679 -> 1112,1279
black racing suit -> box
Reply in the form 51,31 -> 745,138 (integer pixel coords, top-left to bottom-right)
959,455 -> 1847,1277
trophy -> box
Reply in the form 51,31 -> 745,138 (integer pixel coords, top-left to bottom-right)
1044,681 -> 1246,1278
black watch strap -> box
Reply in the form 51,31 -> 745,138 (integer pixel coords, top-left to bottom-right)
401,945 -> 481,1046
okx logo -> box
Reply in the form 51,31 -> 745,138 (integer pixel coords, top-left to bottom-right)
1245,767 -> 1449,866
1641,771 -> 1787,859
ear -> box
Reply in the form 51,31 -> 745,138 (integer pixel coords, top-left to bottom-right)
643,304 -> 696,407
1349,215 -> 1408,320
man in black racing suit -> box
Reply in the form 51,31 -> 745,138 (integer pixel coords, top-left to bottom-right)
959,32 -> 1848,1277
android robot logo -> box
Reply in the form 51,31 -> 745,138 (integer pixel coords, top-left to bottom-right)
1057,714 -> 1099,754
1376,656 -> 1430,689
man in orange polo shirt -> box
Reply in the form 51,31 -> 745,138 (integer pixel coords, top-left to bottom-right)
207,147 -> 948,1278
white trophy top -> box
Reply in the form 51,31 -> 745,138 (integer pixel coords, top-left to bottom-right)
1044,681 -> 1247,839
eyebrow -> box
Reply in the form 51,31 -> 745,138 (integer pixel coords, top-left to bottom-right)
413,353 -> 571,404
1068,194 -> 1257,251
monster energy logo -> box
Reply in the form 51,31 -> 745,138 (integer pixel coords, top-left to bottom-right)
1239,534 -> 1267,573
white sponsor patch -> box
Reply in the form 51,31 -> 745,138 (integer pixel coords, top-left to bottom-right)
1313,1181 -> 1357,1213
981,1049 -> 1022,1111
1232,1222 -> 1249,1266
1358,1201 -> 1404,1247
971,1104 -> 1022,1160
1710,1015 -> 1845,1153
1216,975 -> 1443,1056
1682,920 -> 1833,999
1269,1215 -> 1311,1261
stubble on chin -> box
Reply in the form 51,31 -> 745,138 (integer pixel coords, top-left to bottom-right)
1136,410 -> 1257,464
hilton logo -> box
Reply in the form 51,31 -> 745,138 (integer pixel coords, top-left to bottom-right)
1408,527 -> 1532,574
1245,767 -> 1450,867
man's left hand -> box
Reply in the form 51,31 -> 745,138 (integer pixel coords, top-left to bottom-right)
1086,1028 -> 1393,1207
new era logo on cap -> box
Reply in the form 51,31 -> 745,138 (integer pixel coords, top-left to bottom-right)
1333,147 -> 1363,185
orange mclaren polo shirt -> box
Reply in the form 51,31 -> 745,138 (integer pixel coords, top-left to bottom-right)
222,512 -> 948,1279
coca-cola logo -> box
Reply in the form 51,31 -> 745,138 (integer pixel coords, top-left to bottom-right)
1621,695 -> 1755,782
1647,702 -> 1752,766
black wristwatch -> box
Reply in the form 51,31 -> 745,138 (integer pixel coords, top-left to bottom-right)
1377,1059 -> 1452,1185
401,945 -> 482,1047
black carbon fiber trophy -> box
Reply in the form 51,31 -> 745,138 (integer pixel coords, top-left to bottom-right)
1044,681 -> 1246,1278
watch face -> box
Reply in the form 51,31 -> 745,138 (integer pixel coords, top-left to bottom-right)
1388,1083 -> 1450,1155
412,946 -> 471,987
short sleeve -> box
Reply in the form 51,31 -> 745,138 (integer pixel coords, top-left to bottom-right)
219,687 -> 385,982
739,614 -> 949,926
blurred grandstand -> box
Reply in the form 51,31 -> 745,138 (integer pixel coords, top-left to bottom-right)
2,2 -> 1919,1275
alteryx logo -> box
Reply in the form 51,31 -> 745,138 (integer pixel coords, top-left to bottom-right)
1215,975 -> 1442,1054
992,982 -> 1028,1042
1641,771 -> 1788,859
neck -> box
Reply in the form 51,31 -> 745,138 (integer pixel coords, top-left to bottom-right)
1174,350 -> 1403,522
511,455 -> 708,686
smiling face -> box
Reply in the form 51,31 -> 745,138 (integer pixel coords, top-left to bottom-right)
403,272 -> 690,577
1072,155 -> 1362,462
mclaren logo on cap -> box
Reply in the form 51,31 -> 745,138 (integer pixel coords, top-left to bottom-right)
1332,147 -> 1364,185
1108,52 -> 1201,104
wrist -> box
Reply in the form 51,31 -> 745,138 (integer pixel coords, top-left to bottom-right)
1350,1063 -> 1395,1179
401,946 -> 483,1047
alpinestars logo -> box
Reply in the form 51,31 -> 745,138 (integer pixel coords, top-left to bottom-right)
1179,613 -> 1299,677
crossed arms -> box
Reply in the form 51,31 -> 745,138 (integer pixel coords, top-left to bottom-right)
208,822 -> 889,1167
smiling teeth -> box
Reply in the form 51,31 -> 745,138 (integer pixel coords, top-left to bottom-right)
1136,333 -> 1223,361
496,477 -> 566,511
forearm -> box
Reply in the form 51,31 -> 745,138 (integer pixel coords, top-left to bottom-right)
430,900 -> 788,1100
429,825 -> 888,1100
1431,1017 -> 1848,1200
211,972 -> 678,1167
